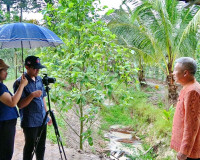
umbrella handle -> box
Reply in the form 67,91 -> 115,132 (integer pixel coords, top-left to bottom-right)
21,41 -> 24,73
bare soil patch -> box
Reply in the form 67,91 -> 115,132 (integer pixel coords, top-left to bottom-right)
13,121 -> 103,160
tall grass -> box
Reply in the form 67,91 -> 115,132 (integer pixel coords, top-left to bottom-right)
100,86 -> 175,159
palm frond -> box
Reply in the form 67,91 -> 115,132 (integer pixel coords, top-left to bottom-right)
178,8 -> 200,47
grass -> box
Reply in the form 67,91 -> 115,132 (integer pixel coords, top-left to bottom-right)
100,87 -> 174,159
100,105 -> 136,130
47,112 -> 67,145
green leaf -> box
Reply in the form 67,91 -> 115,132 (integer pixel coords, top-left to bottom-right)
88,137 -> 93,146
106,9 -> 115,15
68,2 -> 74,8
103,5 -> 108,9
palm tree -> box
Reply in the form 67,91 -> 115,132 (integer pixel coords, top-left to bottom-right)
104,7 -> 155,87
105,0 -> 200,104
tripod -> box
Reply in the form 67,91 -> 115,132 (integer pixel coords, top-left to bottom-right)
31,84 -> 67,160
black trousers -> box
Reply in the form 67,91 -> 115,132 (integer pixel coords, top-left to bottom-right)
0,119 -> 17,160
187,158 -> 200,160
23,125 -> 47,160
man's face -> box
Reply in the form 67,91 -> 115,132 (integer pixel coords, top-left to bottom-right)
173,63 -> 185,84
0,68 -> 8,81
27,66 -> 40,77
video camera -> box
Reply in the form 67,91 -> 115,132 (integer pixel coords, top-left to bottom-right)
42,74 -> 56,86
33,74 -> 67,160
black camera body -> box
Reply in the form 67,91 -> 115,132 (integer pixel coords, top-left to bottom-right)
42,74 -> 56,86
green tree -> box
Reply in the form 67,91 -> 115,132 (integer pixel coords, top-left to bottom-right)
106,0 -> 200,104
104,7 -> 155,87
0,0 -> 17,21
1,0 -> 16,13
40,0 -> 136,150
0,0 -> 56,22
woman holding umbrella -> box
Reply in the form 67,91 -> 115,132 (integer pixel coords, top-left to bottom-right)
0,59 -> 27,160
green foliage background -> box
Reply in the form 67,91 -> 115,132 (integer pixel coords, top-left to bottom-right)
1,0 -> 200,159
37,0 -> 138,149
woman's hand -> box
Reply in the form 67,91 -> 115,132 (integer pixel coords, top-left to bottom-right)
20,74 -> 28,87
0,74 -> 28,107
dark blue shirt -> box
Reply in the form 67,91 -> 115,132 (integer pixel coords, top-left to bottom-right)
0,83 -> 19,121
13,73 -> 47,127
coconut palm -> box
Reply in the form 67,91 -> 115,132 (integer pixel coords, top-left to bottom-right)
104,6 -> 155,87
105,0 -> 200,104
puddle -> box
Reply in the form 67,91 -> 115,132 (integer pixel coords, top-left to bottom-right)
103,99 -> 115,106
104,125 -> 143,160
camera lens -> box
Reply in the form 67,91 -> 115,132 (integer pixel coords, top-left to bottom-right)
48,77 -> 56,83
42,74 -> 56,85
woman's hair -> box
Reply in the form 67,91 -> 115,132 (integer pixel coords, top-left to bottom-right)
175,57 -> 197,75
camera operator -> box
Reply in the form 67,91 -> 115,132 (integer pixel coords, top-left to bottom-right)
13,56 -> 52,160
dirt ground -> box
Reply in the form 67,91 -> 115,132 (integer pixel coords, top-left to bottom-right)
12,122 -> 103,160
4,80 -> 104,160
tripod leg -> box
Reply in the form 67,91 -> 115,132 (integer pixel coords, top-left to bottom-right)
50,110 -> 67,160
31,111 -> 49,160
44,84 -> 67,160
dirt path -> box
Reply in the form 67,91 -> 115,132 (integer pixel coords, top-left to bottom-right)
12,122 -> 103,160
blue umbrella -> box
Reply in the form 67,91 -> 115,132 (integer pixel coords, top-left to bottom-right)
0,22 -> 63,72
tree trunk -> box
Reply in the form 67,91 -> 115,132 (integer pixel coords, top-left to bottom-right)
79,102 -> 83,150
20,7 -> 22,22
6,4 -> 10,21
138,68 -> 147,87
138,57 -> 147,87
6,4 -> 10,13
167,61 -> 178,106
15,51 -> 17,79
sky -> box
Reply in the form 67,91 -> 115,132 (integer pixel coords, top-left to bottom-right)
23,0 -> 123,20
99,0 -> 122,10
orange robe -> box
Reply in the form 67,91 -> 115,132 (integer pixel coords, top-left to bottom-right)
170,81 -> 200,158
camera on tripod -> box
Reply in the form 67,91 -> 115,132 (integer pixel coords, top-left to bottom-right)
42,74 -> 56,86
32,73 -> 67,160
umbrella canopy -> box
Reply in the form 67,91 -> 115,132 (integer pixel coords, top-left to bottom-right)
0,22 -> 63,72
0,22 -> 63,49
